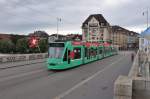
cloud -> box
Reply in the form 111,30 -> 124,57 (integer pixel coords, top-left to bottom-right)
0,0 -> 149,34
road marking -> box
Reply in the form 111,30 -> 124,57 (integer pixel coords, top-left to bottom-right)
54,56 -> 125,99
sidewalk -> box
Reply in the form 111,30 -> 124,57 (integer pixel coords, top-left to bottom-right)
132,53 -> 150,99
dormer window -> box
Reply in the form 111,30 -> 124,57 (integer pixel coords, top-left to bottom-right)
101,23 -> 104,26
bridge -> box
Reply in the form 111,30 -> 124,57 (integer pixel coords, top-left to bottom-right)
0,51 -> 146,99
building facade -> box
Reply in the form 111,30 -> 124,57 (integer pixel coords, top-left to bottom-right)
127,31 -> 139,50
0,34 -> 12,40
111,26 -> 139,50
82,14 -> 111,42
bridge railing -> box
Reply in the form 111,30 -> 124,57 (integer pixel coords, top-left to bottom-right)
114,50 -> 150,99
128,50 -> 139,78
0,53 -> 48,63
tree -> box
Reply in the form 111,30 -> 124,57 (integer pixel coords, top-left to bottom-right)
38,38 -> 48,53
16,38 -> 29,53
10,35 -> 26,53
11,34 -> 26,45
0,39 -> 15,53
29,31 -> 49,38
15,38 -> 48,53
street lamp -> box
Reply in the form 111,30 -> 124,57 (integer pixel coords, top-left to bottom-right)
57,17 -> 61,39
143,8 -> 149,29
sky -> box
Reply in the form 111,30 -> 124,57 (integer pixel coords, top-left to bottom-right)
0,0 -> 149,35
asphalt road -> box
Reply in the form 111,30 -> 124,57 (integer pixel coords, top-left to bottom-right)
0,52 -> 132,99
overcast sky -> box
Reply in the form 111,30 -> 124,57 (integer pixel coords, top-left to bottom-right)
0,0 -> 149,35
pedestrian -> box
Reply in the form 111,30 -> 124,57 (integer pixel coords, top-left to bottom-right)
131,53 -> 134,62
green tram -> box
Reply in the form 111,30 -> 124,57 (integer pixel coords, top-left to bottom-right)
47,41 -> 117,70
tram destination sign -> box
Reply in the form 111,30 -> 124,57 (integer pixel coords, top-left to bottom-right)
49,43 -> 64,47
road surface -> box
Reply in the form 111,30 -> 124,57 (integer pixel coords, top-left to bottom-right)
0,51 -> 132,99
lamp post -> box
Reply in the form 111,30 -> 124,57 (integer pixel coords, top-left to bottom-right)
143,8 -> 149,29
57,18 -> 61,39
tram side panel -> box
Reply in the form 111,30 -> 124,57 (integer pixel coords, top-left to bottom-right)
47,41 -> 118,70
99,46 -> 104,59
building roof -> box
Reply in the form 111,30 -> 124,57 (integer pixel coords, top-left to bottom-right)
82,14 -> 109,28
0,34 -> 11,40
111,25 -> 128,32
111,25 -> 139,36
130,31 -> 140,35
141,27 -> 150,36
0,33 -> 26,42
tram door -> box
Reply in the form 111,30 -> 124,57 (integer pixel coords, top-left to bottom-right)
82,47 -> 85,64
68,50 -> 71,64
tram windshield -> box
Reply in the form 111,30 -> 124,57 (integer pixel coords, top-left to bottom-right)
48,43 -> 64,58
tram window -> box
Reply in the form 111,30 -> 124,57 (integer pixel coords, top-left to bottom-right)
105,49 -> 107,52
92,49 -> 94,56
73,48 -> 81,59
87,49 -> 90,59
103,48 -> 106,53
89,49 -> 91,56
95,49 -> 97,57
96,49 -> 98,55
95,49 -> 97,55
90,48 -> 93,56
111,48 -> 112,51
93,49 -> 95,56
63,48 -> 67,61
85,48 -> 87,57
99,49 -> 102,54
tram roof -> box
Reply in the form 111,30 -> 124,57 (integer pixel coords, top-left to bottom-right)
49,40 -> 112,47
